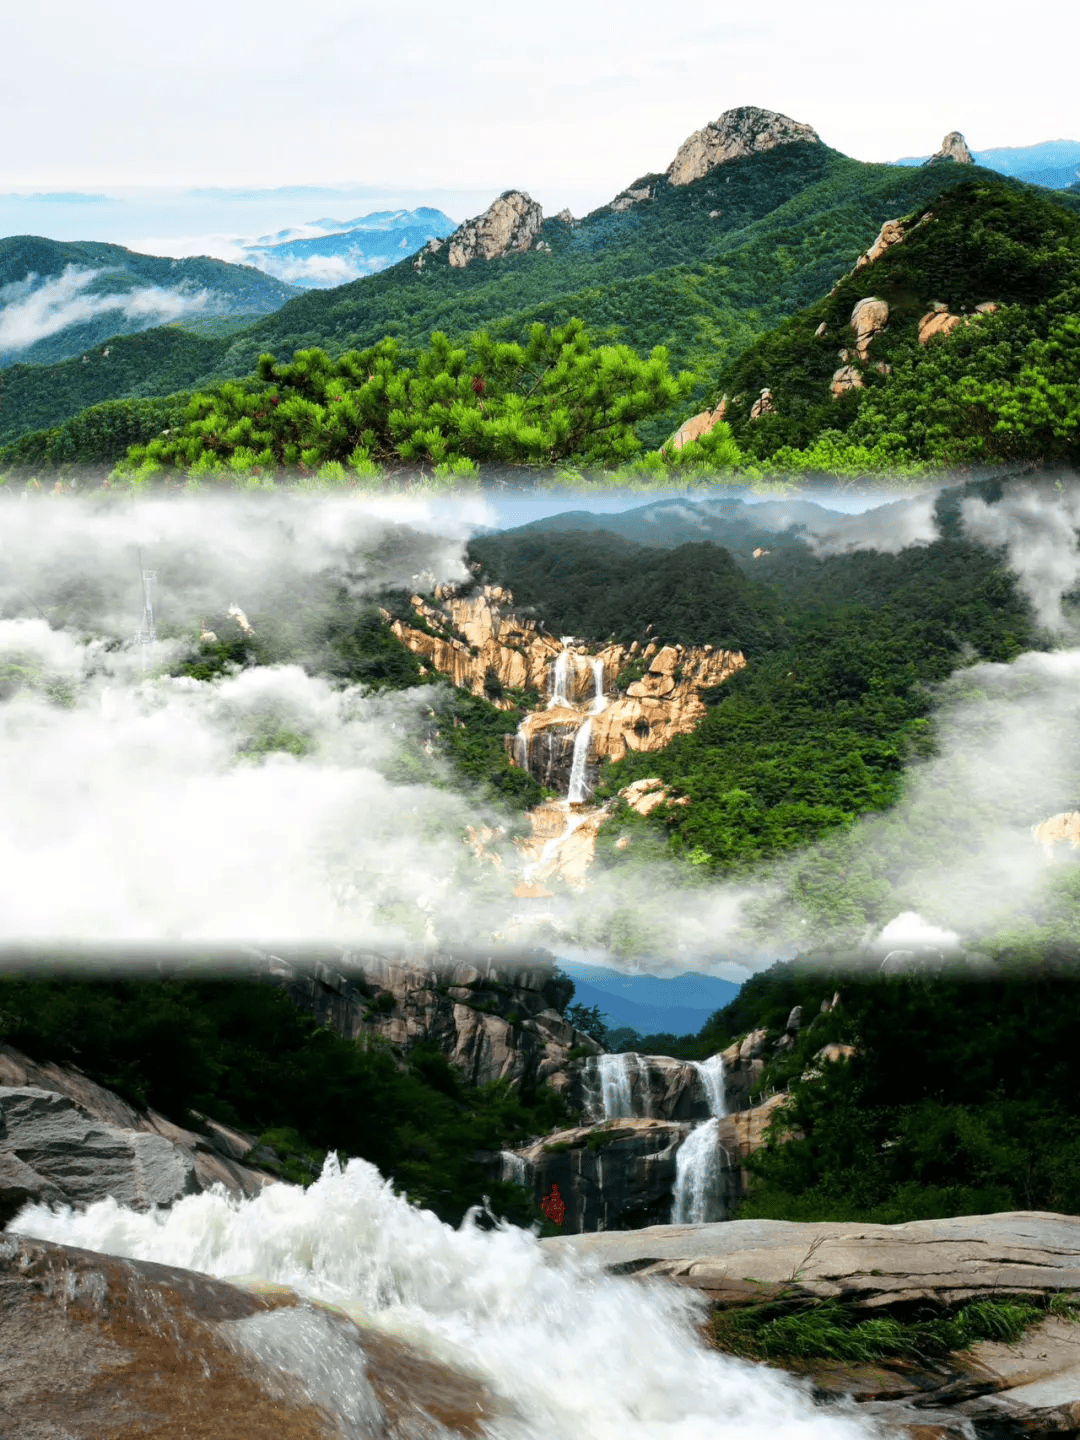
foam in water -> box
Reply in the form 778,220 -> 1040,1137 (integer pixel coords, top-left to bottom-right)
567,717 -> 593,803
670,1119 -> 729,1225
14,1156 -> 875,1440
671,1055 -> 729,1224
596,1052 -> 639,1119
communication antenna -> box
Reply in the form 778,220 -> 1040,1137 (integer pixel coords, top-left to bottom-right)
134,543 -> 157,667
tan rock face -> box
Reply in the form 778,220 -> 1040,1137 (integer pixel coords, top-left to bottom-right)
446,190 -> 544,268
831,364 -> 864,396
620,777 -> 690,818
927,130 -> 974,165
1033,810 -> 1080,850
386,584 -> 561,710
918,303 -> 997,344
855,217 -> 909,269
850,296 -> 889,359
666,106 -> 820,186
610,183 -> 653,213
748,387 -> 775,420
667,401 -> 727,451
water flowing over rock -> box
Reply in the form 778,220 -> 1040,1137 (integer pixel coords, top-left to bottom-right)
446,190 -> 544,268
925,131 -> 975,165
574,1052 -> 718,1125
665,106 -> 821,186
671,1054 -> 729,1224
0,1234 -> 500,1439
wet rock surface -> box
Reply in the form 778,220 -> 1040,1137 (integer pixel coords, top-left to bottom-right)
0,1234 -> 501,1439
542,1214 -> 1080,1439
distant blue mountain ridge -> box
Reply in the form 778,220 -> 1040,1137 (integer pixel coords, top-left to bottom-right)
242,207 -> 456,288
891,138 -> 1080,190
556,961 -> 740,1038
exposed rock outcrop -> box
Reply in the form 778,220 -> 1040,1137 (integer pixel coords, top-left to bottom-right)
666,107 -> 821,187
610,183 -> 653,213
1033,809 -> 1080,851
665,399 -> 727,452
266,949 -> 601,1096
855,216 -> 909,269
386,584 -> 561,711
831,364 -> 864,396
849,296 -> 890,359
0,1087 -> 199,1219
0,1044 -> 273,1224
918,300 -> 997,343
446,191 -> 544,268
925,131 -> 975,165
0,1235 -> 501,1439
748,387 -> 775,420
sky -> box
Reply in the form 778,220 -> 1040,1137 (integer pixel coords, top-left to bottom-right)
5,0 -> 1078,237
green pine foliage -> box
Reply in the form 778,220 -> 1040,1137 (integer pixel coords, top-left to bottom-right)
108,321 -> 695,481
5,148 -> 1069,463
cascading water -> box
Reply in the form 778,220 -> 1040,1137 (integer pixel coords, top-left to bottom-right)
15,1160 -> 876,1440
548,648 -> 571,708
567,718 -> 593,804
596,1051 -> 639,1119
671,1054 -> 729,1225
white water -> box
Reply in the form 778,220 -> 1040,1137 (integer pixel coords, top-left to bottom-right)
596,1051 -> 643,1119
670,1119 -> 728,1226
590,656 -> 607,714
692,1053 -> 727,1119
499,1149 -> 530,1188
548,649 -> 571,708
671,1055 -> 729,1226
567,717 -> 593,803
14,1159 -> 875,1440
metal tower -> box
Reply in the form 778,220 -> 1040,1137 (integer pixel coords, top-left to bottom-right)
134,567 -> 157,663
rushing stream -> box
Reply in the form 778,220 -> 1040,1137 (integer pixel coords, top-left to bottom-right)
15,1158 -> 877,1440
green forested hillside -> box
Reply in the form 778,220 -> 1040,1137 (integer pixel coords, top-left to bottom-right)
712,180 -> 1080,469
471,481 -> 1046,874
4,147 -> 1066,463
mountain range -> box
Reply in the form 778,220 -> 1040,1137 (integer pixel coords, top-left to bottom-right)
238,207 -> 456,288
2,109 -> 1079,466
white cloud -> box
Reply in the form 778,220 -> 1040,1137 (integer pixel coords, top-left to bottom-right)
0,265 -> 211,354
962,484 -> 1080,630
3,488 -> 1080,973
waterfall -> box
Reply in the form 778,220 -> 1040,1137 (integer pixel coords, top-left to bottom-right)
500,1149 -> 530,1188
596,1052 -> 638,1119
670,1119 -> 728,1225
567,718 -> 593,803
671,1053 -> 728,1224
590,657 -> 606,713
692,1053 -> 727,1118
548,649 -> 571,707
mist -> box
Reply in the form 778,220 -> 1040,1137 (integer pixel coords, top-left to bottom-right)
0,266 -> 212,357
2,486 -> 1080,976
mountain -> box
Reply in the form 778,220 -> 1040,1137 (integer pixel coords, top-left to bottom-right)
558,960 -> 739,1036
891,137 -> 1080,190
240,207 -> 457,287
0,236 -> 300,370
495,494 -> 852,558
4,107 -> 1080,464
694,177 -> 1080,469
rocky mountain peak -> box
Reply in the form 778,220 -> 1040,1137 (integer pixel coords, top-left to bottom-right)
446,190 -> 545,268
925,130 -> 974,165
665,106 -> 821,186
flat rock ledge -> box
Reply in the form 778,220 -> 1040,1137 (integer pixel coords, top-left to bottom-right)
542,1214 -> 1080,1440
